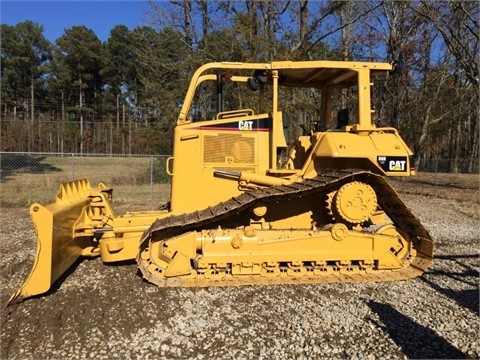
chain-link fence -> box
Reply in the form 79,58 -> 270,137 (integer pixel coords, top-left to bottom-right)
0,152 -> 171,210
417,158 -> 479,174
0,152 -> 477,209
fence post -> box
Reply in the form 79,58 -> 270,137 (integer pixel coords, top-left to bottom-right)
71,153 -> 75,180
150,155 -> 154,209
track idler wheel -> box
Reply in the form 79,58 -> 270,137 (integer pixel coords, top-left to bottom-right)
328,181 -> 377,224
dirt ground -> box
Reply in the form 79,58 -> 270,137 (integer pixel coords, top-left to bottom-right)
1,173 -> 478,359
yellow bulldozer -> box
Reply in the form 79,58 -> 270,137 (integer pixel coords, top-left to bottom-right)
9,60 -> 433,305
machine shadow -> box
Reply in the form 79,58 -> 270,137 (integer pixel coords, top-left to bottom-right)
366,300 -> 466,359
422,254 -> 479,315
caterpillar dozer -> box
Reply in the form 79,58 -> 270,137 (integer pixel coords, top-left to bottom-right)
9,60 -> 433,305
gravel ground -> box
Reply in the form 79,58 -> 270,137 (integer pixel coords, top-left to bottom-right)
1,181 -> 479,359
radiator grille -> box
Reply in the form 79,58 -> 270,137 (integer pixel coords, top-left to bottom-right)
204,133 -> 256,164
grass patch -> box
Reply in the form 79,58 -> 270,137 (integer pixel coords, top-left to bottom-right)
1,154 -> 171,208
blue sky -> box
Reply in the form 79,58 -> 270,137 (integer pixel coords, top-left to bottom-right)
1,1 -> 150,42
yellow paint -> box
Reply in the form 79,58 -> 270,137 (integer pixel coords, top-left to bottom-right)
9,60 -> 432,305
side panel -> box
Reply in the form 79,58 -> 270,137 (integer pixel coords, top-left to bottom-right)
305,130 -> 414,177
170,114 -> 272,214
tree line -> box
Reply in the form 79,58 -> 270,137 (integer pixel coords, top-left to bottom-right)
1,0 -> 478,172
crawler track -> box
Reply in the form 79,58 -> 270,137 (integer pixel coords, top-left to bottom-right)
137,170 -> 433,286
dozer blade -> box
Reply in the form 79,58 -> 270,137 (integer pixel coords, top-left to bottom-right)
7,179 -> 108,306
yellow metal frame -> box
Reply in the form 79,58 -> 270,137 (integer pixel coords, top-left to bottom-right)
10,60 -> 428,305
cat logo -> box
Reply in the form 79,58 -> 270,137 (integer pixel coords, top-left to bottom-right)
389,160 -> 406,171
239,120 -> 253,131
377,156 -> 407,172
